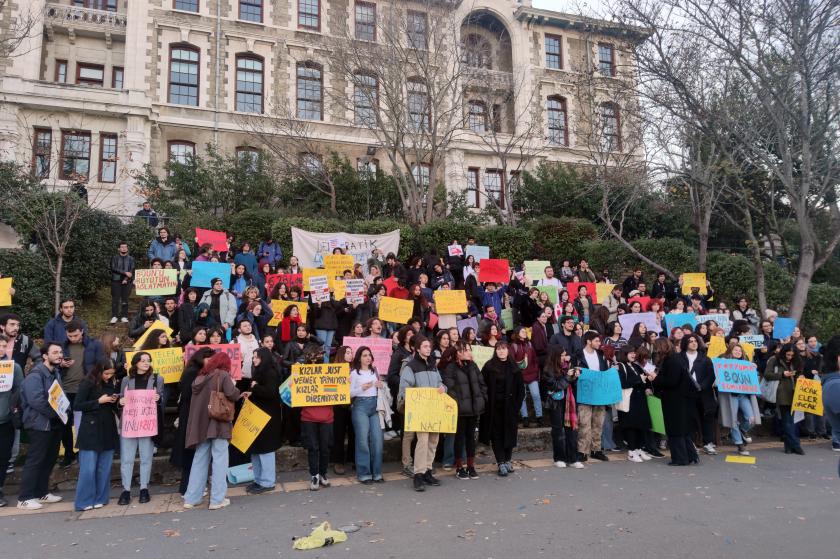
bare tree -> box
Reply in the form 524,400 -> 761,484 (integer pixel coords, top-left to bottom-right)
0,0 -> 38,61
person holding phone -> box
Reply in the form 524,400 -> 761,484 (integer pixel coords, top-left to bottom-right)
73,359 -> 120,511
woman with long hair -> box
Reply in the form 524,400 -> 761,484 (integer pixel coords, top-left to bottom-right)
652,337 -> 700,466
719,344 -> 760,456
245,348 -> 284,494
99,332 -> 126,379
331,346 -> 356,476
543,347 -> 582,468
171,346 -> 213,495
479,342 -> 525,476
511,326 -> 542,427
349,346 -> 385,484
139,329 -> 171,351
764,343 -> 805,454
616,346 -> 654,463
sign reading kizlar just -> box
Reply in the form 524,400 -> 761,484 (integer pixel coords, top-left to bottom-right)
290,363 -> 350,407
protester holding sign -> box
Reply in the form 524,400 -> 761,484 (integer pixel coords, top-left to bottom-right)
199,278 -> 238,331
763,344 -> 806,455
244,348 -> 284,494
574,332 -> 612,463
795,337 -> 827,440
480,343 -> 525,476
0,334 -> 23,508
616,347 -> 655,463
171,347 -> 213,496
349,346 -> 385,484
299,345 -> 335,491
441,342 -> 487,481
719,345 -> 760,456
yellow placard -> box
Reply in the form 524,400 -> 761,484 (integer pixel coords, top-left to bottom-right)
290,362 -> 351,407
126,347 -> 184,384
435,290 -> 468,314
0,277 -> 13,306
707,335 -> 727,358
471,345 -> 495,370
0,361 -> 15,392
404,387 -> 458,433
791,377 -> 823,416
725,455 -> 756,464
595,283 -> 616,304
333,280 -> 347,301
302,267 -> 339,292
231,399 -> 272,453
134,269 -> 179,296
268,299 -> 308,327
378,296 -> 414,324
681,273 -> 708,295
741,341 -> 755,362
523,260 -> 551,280
324,254 -> 354,279
132,320 -> 174,349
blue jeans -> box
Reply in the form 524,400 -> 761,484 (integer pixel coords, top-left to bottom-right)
729,394 -> 754,445
251,452 -> 276,488
315,329 -> 335,363
351,397 -> 383,481
120,436 -> 154,491
74,449 -> 113,510
601,406 -> 616,450
779,405 -> 801,450
804,413 -> 826,436
184,438 -> 229,506
520,380 -> 543,419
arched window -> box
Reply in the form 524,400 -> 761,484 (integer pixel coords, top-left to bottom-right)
169,44 -> 200,106
407,78 -> 430,131
236,54 -> 264,113
600,102 -> 621,151
168,141 -> 195,165
547,96 -> 568,146
354,72 -> 378,126
462,33 -> 492,69
468,100 -> 487,133
296,62 -> 323,120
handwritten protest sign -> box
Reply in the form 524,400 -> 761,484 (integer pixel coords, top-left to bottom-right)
500,308 -> 513,330
332,279 -> 347,301
739,335 -> 765,350
290,363 -> 350,407
664,313 -> 697,334
576,367 -> 622,405
195,228 -> 228,251
465,245 -> 490,262
647,395 -> 666,435
438,314 -> 457,330
741,342 -> 755,362
309,275 -> 331,303
191,261 -> 232,288
126,347 -> 184,384
456,316 -> 479,336
712,358 -> 760,395
537,285 -> 558,305
132,320 -> 173,350
681,273 -> 708,295
121,389 -> 158,438
183,343 -> 243,380
707,336 -> 727,358
231,399 -> 272,452
478,259 -> 509,284
404,388 -> 458,433
378,296 -> 413,324
324,254 -> 355,279
703,313 -> 732,333
471,345 -> 495,370
791,377 -> 823,416
595,283 -> 615,305
48,380 -> 70,424
566,282 -> 598,303
434,290 -> 468,314
134,269 -> 179,296
0,277 -> 12,306
0,362 -> 15,392
268,299 -> 308,327
448,244 -> 463,257
266,273 -> 303,295
523,260 -> 551,280
772,317 -> 797,340
619,312 -> 662,335
343,337 -> 392,375
344,279 -> 366,304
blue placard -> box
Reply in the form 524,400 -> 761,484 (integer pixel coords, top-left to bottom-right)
465,245 -> 490,262
772,317 -> 797,340
712,358 -> 760,395
576,367 -> 622,405
278,376 -> 292,407
191,261 -> 231,288
664,313 -> 697,334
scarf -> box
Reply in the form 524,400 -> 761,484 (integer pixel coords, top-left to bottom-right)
564,385 -> 577,429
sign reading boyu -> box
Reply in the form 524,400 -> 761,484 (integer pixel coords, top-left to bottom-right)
290,363 -> 350,407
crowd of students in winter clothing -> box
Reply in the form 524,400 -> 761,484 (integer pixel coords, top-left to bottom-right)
1,229 -> 840,510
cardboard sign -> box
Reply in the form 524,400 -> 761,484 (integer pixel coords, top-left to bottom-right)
576,367 -> 622,405
267,273 -> 303,295
438,314 -> 457,330
309,275 -> 331,303
681,273 -> 708,295
739,335 -> 765,350
448,244 -> 463,257
647,395 -> 666,435
791,377 -> 823,416
565,282 -> 598,303
628,295 -> 652,311
134,269 -> 179,296
471,345 -> 495,370
0,277 -> 12,306
126,347 -> 184,384
231,399 -> 272,452
537,285 -> 558,305
404,387 -> 458,433
664,313 -> 697,334
456,316 -> 479,336
132,320 -> 174,349
343,337 -> 393,376
0,361 -> 15,392
183,343 -> 243,380
121,389 -> 158,438
741,342 -> 756,362
702,313 -> 732,333
434,290 -> 468,315
195,228 -> 229,251
191,261 -> 232,288
290,362 -> 351,407
268,299 -> 308,327
378,296 -> 413,324
345,279 -> 366,305
48,380 -> 70,424
595,283 -> 616,305
324,254 -> 355,279
712,358 -> 760,395
465,245 -> 490,262
523,260 -> 551,280
707,335 -> 727,358
478,259 -> 509,284
772,317 -> 797,340
500,308 -> 514,330
618,312 -> 662,335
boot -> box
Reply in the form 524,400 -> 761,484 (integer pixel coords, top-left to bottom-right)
413,473 -> 425,492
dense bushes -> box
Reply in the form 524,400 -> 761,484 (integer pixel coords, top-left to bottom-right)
0,250 -> 66,335
528,217 -> 599,264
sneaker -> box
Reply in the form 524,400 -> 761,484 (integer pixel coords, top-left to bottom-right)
117,491 -> 130,505
832,442 -> 840,452
505,461 -> 515,473
208,498 -> 230,510
467,466 -> 479,479
570,461 -> 585,469
591,451 -> 609,462
245,482 -> 260,492
703,443 -> 718,455
442,464 -> 453,471
737,444 -> 750,456
743,436 -> 753,444
578,452 -> 588,462
498,463 -> 508,476
0,493 -> 6,508
318,474 -> 330,487
182,502 -> 195,509
5,463 -> 12,474
120,317 -> 129,323
423,470 -> 441,486
17,499 -> 43,510
383,430 -> 398,441
93,503 -> 105,509
139,489 -> 150,504
402,464 -> 414,478
637,449 -> 653,461
246,485 -> 274,495
39,493 -> 62,504
554,461 -> 567,468
644,447 -> 665,458
792,447 -> 805,456
627,450 -> 643,463
413,473 -> 425,491
109,317 -> 118,325
455,467 -> 469,480
309,476 -> 320,491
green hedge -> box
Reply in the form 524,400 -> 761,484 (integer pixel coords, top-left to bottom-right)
477,225 -> 534,264
527,217 -> 599,265
416,220 -> 478,254
0,249 -> 67,336
224,209 -> 278,248
270,217 -> 344,263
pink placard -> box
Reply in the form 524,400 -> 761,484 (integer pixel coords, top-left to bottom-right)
196,228 -> 229,252
343,336 -> 393,377
121,389 -> 158,438
184,343 -> 243,380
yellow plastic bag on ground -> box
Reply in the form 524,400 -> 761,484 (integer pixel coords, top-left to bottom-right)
293,522 -> 348,550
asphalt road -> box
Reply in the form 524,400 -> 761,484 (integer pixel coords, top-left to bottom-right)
1,444 -> 838,559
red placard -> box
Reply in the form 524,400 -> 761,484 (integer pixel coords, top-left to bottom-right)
266,273 -> 303,295
383,276 -> 399,293
628,295 -> 652,311
196,228 -> 229,252
478,259 -> 510,284
566,282 -> 598,303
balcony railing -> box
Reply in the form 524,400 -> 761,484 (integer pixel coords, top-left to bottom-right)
45,2 -> 127,34
464,67 -> 514,90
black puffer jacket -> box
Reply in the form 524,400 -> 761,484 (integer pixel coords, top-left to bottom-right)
443,361 -> 488,417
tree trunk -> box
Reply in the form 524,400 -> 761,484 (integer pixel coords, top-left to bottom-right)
53,252 -> 64,315
788,245 -> 814,322
697,231 -> 709,273
740,199 -> 768,318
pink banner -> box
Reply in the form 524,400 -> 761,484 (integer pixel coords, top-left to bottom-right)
343,336 -> 393,377
121,389 -> 158,438
184,343 -> 243,380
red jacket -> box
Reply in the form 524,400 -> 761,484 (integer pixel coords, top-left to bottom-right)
302,405 -> 334,423
511,341 -> 540,384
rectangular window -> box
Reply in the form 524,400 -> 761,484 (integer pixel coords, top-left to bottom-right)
509,170 -> 521,195
355,2 -> 376,41
296,63 -> 323,120
466,167 -> 480,208
490,104 -> 502,133
298,0 -> 320,31
468,101 -> 487,133
407,11 -> 427,49
354,73 -> 378,126
300,152 -> 323,174
55,60 -> 67,83
169,46 -> 200,106
236,147 -> 260,172
99,133 -> 118,183
357,157 -> 378,174
74,0 -> 117,9
112,66 -> 124,89
32,128 -> 52,179
407,79 -> 429,131
236,55 -> 264,113
545,34 -> 562,69
239,0 -> 262,22
484,169 -> 504,208
168,141 -> 195,169
174,0 -> 199,12
77,63 -> 104,87
598,43 -> 615,76
547,96 -> 568,146
60,131 -> 91,181
600,103 -> 621,151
